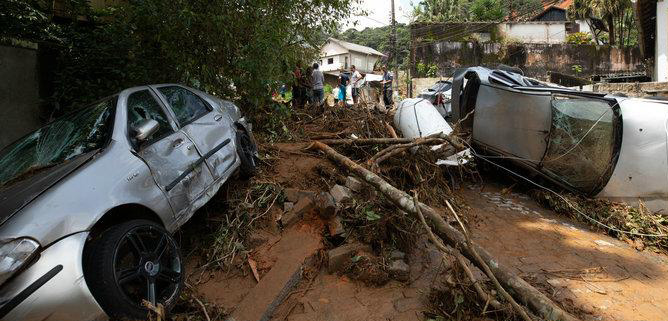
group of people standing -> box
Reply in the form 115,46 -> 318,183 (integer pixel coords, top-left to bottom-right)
292,62 -> 324,108
335,65 -> 393,108
291,62 -> 393,109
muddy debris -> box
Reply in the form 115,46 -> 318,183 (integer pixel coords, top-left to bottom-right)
330,184 -> 353,204
341,251 -> 391,286
327,216 -> 345,237
345,175 -> 363,192
327,242 -> 372,274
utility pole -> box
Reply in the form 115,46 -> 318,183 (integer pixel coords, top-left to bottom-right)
390,0 -> 398,93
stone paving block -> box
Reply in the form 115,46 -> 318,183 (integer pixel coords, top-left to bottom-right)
284,188 -> 316,203
330,184 -> 352,204
328,243 -> 372,274
345,176 -> 363,192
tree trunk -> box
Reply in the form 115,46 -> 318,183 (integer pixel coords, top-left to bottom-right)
607,14 -> 615,45
311,141 -> 580,321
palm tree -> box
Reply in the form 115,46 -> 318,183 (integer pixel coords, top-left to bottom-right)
568,0 -> 634,46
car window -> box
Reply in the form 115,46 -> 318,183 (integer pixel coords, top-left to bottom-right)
127,90 -> 173,145
157,86 -> 210,126
541,97 -> 617,193
0,97 -> 116,187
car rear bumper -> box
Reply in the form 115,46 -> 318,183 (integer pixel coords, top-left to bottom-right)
0,232 -> 107,321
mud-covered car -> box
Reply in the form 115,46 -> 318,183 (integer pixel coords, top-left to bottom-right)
0,85 -> 258,320
451,67 -> 668,212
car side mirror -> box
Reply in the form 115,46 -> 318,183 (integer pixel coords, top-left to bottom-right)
133,119 -> 159,142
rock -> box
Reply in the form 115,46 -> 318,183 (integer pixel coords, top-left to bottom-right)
281,197 -> 315,227
328,216 -> 345,237
390,250 -> 406,260
314,192 -> 337,218
344,176 -> 363,192
330,184 -> 352,204
389,260 -> 410,282
284,188 -> 316,203
283,202 -> 294,212
327,243 -> 372,274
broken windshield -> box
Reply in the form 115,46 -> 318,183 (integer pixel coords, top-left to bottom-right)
0,97 -> 117,187
541,96 -> 618,194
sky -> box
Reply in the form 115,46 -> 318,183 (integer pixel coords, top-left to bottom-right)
343,0 -> 413,31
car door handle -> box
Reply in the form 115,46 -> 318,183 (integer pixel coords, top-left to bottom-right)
172,138 -> 184,148
214,114 -> 223,121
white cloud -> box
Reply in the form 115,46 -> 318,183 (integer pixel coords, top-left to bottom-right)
344,0 -> 413,31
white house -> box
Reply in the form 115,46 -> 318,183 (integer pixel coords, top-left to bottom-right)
319,38 -> 385,73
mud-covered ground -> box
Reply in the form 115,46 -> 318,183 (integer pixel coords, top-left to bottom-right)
170,105 -> 668,321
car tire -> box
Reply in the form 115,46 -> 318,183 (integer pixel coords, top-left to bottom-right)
236,129 -> 258,178
84,219 -> 183,320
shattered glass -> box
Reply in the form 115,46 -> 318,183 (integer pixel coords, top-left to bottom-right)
541,97 -> 616,193
0,97 -> 116,187
127,90 -> 173,144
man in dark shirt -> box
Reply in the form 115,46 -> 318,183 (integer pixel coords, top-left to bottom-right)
382,66 -> 393,107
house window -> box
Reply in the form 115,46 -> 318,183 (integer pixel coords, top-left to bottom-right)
327,57 -> 334,64
345,56 -> 349,69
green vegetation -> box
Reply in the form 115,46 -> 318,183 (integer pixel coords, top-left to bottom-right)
412,0 -> 542,22
3,0 -> 359,114
566,32 -> 593,45
568,0 -> 637,47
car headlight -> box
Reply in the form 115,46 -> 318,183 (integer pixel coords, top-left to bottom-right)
0,238 -> 39,285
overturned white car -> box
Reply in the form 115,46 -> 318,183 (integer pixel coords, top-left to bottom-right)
450,67 -> 668,212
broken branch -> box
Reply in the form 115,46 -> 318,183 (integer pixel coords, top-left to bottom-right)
310,141 -> 578,321
413,194 -> 504,311
445,200 -> 533,321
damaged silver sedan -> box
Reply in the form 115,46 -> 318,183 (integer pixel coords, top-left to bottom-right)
451,67 -> 668,212
0,85 -> 257,320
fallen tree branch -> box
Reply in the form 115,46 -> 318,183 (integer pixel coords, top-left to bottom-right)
384,121 -> 398,139
445,200 -> 533,321
310,141 -> 579,321
369,137 -> 445,165
413,194 -> 504,311
318,132 -> 442,146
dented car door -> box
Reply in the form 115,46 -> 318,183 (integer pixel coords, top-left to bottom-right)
153,85 -> 236,181
126,88 -> 214,218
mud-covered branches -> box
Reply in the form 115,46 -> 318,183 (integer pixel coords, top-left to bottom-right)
310,141 -> 579,321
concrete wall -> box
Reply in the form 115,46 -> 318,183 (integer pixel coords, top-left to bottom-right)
656,1 -> 668,82
0,44 -> 43,148
502,22 -> 566,44
410,77 -> 449,97
413,41 -> 644,81
593,82 -> 668,98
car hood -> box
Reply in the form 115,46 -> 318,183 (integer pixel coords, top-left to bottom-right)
0,151 -> 98,227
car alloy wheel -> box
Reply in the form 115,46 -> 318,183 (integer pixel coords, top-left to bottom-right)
84,220 -> 183,319
113,225 -> 182,308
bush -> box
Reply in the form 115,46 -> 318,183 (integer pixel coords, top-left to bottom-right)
6,0 -> 359,114
566,32 -> 593,45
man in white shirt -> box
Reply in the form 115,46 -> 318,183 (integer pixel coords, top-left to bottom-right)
350,65 -> 363,105
311,63 -> 325,105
